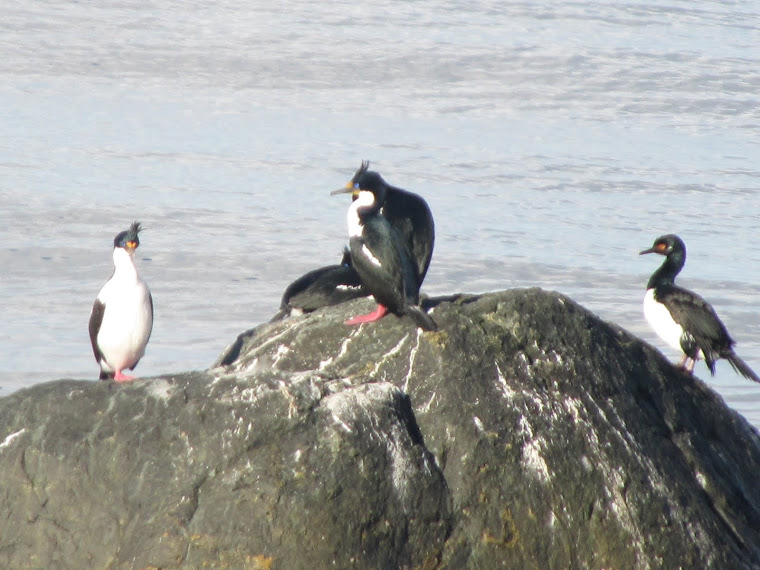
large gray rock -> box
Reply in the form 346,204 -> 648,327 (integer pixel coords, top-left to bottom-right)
1,288 -> 759,569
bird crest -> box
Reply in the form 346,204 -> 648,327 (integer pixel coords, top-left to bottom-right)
352,160 -> 371,184
128,221 -> 143,239
113,221 -> 143,249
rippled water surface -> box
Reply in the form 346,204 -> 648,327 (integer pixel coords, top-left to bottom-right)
2,1 -> 760,428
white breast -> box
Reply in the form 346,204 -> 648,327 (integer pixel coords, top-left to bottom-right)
346,190 -> 376,238
643,288 -> 684,353
94,249 -> 153,372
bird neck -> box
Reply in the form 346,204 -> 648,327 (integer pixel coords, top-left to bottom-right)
647,252 -> 684,289
347,190 -> 382,237
112,247 -> 140,282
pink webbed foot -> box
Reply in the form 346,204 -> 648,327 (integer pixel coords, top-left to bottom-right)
113,370 -> 136,382
345,304 -> 388,326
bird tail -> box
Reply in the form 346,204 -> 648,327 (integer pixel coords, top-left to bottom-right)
405,305 -> 438,332
726,353 -> 760,383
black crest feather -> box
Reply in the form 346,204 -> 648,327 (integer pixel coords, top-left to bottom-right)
352,160 -> 371,183
113,221 -> 143,248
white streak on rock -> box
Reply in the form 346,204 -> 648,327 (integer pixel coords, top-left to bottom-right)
494,361 -> 516,400
147,379 -> 173,401
242,325 -> 299,369
420,391 -> 437,413
516,416 -> 550,482
371,334 -> 409,377
522,437 -> 551,482
402,329 -> 422,392
0,429 -> 26,450
272,344 -> 291,366
319,329 -> 359,371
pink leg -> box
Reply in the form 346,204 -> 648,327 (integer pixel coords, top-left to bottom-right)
345,304 -> 388,326
113,370 -> 136,382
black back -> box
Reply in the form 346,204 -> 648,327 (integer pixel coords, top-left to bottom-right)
351,162 -> 435,286
654,285 -> 734,372
350,215 -> 419,316
382,187 -> 435,285
272,249 -> 366,321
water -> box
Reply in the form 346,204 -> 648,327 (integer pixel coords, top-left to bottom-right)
2,1 -> 760,428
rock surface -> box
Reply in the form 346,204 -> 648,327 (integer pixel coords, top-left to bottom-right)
1,288 -> 760,569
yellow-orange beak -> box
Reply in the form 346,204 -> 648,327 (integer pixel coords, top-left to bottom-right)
331,181 -> 361,199
639,243 -> 665,255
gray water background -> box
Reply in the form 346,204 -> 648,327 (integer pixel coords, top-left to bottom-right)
2,1 -> 760,429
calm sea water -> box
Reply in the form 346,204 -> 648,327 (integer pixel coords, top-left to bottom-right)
2,1 -> 760,428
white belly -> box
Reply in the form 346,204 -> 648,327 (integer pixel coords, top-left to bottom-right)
643,288 -> 684,353
96,281 -> 153,372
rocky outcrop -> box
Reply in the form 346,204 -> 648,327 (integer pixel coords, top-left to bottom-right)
1,288 -> 759,569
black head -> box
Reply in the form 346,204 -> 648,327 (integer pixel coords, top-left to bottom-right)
113,221 -> 142,251
349,160 -> 387,193
639,234 -> 685,257
331,160 -> 387,204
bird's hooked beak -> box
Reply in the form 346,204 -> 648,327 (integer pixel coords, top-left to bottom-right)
125,240 -> 139,253
331,181 -> 360,201
639,243 -> 666,256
